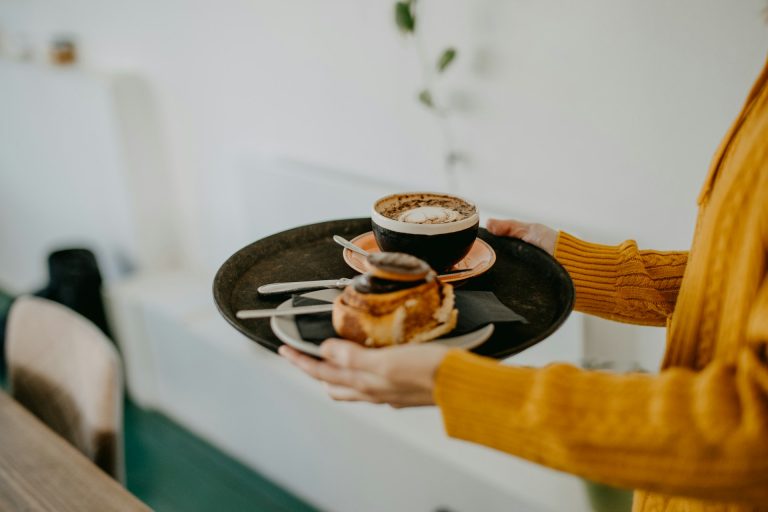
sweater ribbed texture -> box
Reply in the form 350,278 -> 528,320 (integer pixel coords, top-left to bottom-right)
556,233 -> 688,326
434,56 -> 768,512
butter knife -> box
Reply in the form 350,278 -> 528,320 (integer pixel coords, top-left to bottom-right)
257,267 -> 476,296
236,303 -> 334,319
257,278 -> 353,296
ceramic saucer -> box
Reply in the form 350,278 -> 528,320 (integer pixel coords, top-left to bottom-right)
342,231 -> 496,283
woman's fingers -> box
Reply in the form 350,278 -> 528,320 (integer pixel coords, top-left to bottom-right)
280,341 -> 447,408
320,338 -> 382,370
277,344 -> 303,361
486,218 -> 557,255
279,345 -> 355,387
324,383 -> 382,403
279,344 -> 388,392
486,218 -> 530,238
324,383 -> 433,408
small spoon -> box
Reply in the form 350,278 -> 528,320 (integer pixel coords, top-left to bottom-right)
333,235 -> 369,256
333,234 -> 475,276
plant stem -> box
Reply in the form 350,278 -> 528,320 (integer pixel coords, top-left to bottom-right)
409,1 -> 460,192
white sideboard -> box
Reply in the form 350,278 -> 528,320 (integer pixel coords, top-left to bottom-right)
106,270 -> 590,512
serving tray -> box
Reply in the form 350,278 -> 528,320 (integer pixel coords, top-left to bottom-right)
213,218 -> 574,359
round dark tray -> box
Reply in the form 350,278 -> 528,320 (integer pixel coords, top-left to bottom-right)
213,218 -> 574,359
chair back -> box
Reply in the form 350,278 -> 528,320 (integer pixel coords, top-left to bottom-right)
5,296 -> 124,482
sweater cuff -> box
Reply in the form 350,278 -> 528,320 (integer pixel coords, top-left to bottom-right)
434,350 -> 534,444
554,231 -> 622,313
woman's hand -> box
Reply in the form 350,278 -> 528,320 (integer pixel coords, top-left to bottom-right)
486,218 -> 557,255
278,340 -> 450,408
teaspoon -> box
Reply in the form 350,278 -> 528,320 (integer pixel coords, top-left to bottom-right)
332,234 -> 474,276
332,235 -> 369,256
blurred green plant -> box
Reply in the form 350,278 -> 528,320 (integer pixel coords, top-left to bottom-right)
437,47 -> 457,72
584,480 -> 633,512
417,89 -> 434,108
394,1 -> 416,33
393,1 -> 463,190
393,0 -> 458,111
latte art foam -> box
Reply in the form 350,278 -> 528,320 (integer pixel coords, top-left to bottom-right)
378,194 -> 476,224
397,206 -> 461,224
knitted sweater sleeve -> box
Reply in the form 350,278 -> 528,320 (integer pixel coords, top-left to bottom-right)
434,273 -> 768,503
554,232 -> 688,326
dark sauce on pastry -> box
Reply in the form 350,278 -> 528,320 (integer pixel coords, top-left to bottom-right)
366,252 -> 429,278
352,274 -> 427,294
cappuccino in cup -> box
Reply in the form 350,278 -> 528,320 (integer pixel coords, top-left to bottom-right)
371,192 -> 479,271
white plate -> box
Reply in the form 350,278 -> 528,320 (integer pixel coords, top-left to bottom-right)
271,289 -> 495,357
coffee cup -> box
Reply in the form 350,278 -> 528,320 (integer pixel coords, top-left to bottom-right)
371,192 -> 480,271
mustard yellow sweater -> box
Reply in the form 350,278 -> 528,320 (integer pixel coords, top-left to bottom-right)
434,57 -> 768,512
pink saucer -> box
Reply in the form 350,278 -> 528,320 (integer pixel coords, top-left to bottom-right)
342,232 -> 496,283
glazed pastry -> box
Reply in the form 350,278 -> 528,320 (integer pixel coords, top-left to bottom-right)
332,253 -> 458,347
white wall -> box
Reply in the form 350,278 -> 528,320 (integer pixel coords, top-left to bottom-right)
0,63 -> 182,292
2,1 -> 766,262
0,62 -> 136,291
